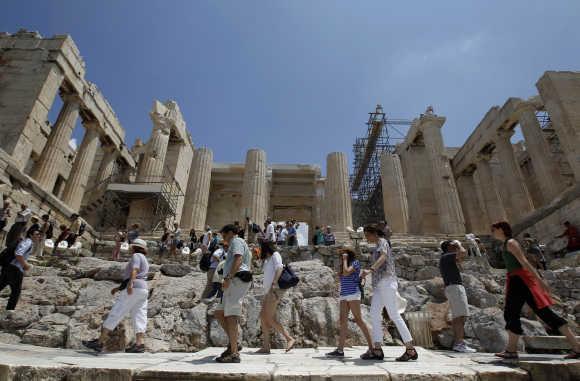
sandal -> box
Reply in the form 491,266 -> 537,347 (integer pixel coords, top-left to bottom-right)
494,351 -> 519,360
360,348 -> 384,360
220,343 -> 243,358
215,353 -> 241,363
326,348 -> 345,357
564,351 -> 580,360
396,347 -> 418,362
125,344 -> 145,353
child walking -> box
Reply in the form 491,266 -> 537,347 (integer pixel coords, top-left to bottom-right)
327,248 -> 373,357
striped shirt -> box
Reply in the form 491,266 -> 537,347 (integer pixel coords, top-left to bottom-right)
340,260 -> 361,296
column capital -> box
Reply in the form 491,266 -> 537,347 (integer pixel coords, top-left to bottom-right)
60,92 -> 82,105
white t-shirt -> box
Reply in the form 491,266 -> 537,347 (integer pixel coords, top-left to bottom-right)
279,228 -> 288,242
263,251 -> 283,294
202,232 -> 211,247
266,223 -> 276,242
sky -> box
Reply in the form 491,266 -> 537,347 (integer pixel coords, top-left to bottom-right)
2,1 -> 580,169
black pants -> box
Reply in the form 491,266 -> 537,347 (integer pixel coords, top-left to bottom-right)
504,274 -> 567,335
0,265 -> 24,310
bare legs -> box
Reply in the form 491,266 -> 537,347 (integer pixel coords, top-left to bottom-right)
337,300 -> 373,351
214,309 -> 241,355
258,292 -> 295,353
506,324 -> 580,353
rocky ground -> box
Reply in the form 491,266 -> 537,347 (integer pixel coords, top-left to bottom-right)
0,241 -> 578,354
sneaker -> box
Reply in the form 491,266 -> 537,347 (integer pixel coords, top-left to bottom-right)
125,344 -> 145,353
360,348 -> 384,360
453,342 -> 477,353
325,348 -> 344,357
82,339 -> 103,353
215,353 -> 240,363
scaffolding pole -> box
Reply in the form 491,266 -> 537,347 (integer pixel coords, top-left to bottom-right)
350,105 -> 411,227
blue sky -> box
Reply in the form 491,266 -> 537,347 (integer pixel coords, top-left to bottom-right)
2,1 -> 580,168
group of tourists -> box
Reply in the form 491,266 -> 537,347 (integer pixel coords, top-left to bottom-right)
1,196 -> 579,361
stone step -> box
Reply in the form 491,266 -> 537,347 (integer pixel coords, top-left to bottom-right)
524,335 -> 580,350
0,343 -> 576,381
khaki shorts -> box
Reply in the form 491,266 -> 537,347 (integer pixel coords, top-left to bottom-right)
445,284 -> 469,318
215,277 -> 251,317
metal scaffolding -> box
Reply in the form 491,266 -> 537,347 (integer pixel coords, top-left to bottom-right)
350,105 -> 412,227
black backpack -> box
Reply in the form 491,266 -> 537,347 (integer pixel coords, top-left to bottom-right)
0,246 -> 17,267
278,264 -> 300,289
78,222 -> 87,236
199,252 -> 212,272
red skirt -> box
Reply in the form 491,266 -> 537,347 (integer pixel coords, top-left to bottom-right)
506,268 -> 553,310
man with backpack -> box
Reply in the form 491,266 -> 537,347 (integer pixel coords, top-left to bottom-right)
68,213 -> 86,246
0,228 -> 40,310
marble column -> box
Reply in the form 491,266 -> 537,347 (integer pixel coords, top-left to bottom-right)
136,122 -> 171,183
421,115 -> 466,234
399,146 -> 422,233
241,149 -> 268,224
181,147 -> 213,232
456,172 -> 487,233
325,152 -> 352,232
380,152 -> 409,233
494,130 -> 534,221
61,122 -> 101,210
32,93 -> 81,191
475,155 -> 507,224
536,72 -> 580,182
95,144 -> 119,184
518,106 -> 564,202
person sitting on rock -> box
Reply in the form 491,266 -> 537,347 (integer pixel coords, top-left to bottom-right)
0,228 -> 39,310
492,221 -> 580,360
327,248 -> 373,358
439,240 -> 476,353
555,221 -> 580,254
83,238 -> 150,353
360,224 -> 417,362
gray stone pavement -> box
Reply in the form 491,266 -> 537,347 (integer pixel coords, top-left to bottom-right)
0,343 -> 578,380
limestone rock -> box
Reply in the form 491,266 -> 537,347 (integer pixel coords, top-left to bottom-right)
0,306 -> 42,330
465,307 -> 507,353
22,314 -> 70,347
20,276 -> 79,306
0,332 -> 21,344
414,266 -> 440,281
160,263 -> 193,277
93,264 -> 126,282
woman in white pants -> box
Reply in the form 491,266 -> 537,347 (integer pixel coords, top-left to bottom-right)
83,238 -> 150,353
361,224 -> 417,361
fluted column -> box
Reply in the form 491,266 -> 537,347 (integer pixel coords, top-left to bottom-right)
494,130 -> 534,221
456,172 -> 487,233
325,152 -> 352,232
32,93 -> 81,191
61,122 -> 101,210
518,106 -> 564,202
421,115 -> 466,234
136,123 -> 171,183
95,144 -> 119,184
475,155 -> 507,224
241,149 -> 268,224
181,147 -> 213,231
380,152 -> 409,233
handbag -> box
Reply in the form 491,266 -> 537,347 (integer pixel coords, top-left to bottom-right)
235,271 -> 253,283
278,265 -> 299,289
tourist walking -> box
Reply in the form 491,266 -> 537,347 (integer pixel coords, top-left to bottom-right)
68,213 -> 86,245
323,226 -> 335,246
555,221 -> 580,254
522,233 -> 547,271
170,222 -> 181,256
286,221 -> 298,246
213,224 -> 253,363
201,226 -> 212,252
189,228 -> 198,249
5,203 -> 31,249
491,221 -> 580,359
326,248 -> 373,358
256,241 -> 295,354
378,220 -> 392,247
265,218 -> 276,243
439,240 -> 476,353
0,228 -> 39,310
0,201 -> 11,246
277,224 -> 288,246
313,226 -> 324,246
38,214 -> 54,257
83,238 -> 151,353
201,241 -> 228,301
361,224 -> 417,361
126,223 -> 140,244
112,227 -> 126,260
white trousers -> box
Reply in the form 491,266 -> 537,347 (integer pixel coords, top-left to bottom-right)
103,288 -> 148,333
370,277 -> 413,344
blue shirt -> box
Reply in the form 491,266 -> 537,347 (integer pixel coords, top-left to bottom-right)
340,260 -> 361,296
11,238 -> 33,273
